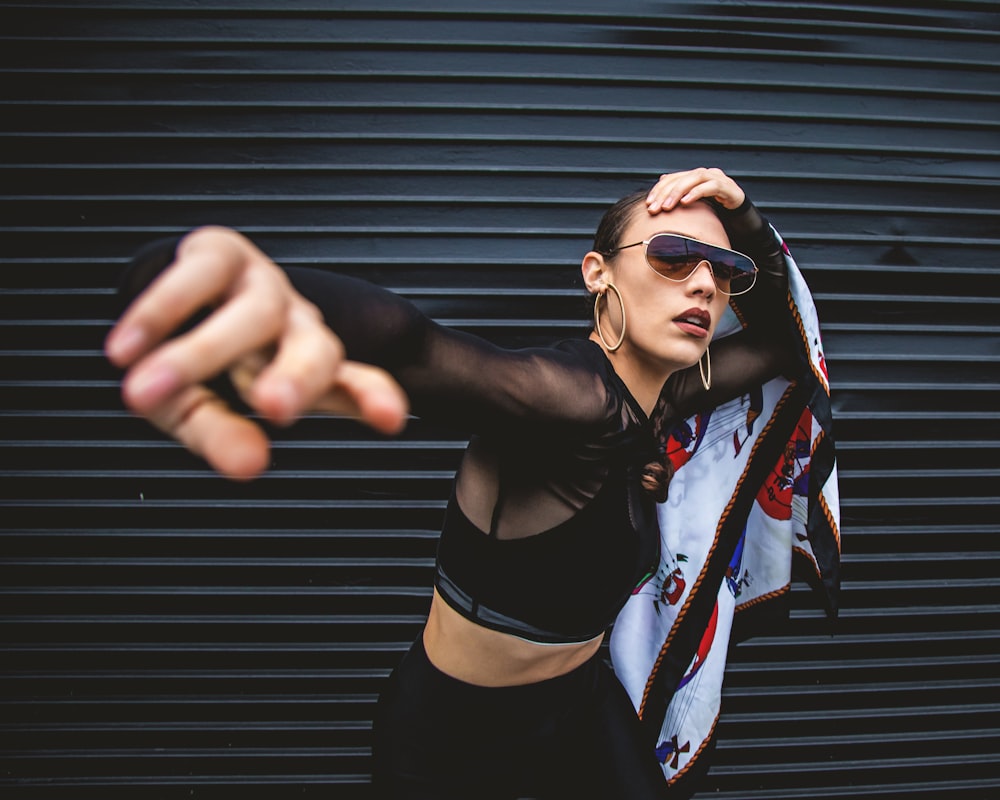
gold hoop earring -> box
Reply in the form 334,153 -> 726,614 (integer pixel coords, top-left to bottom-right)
699,345 -> 712,391
594,282 -> 626,352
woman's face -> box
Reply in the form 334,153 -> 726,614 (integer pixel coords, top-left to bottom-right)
598,201 -> 732,376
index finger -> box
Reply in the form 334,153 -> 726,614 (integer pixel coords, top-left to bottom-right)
106,229 -> 248,368
644,169 -> 700,212
646,168 -> 741,212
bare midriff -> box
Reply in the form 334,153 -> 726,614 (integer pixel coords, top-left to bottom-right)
421,588 -> 605,687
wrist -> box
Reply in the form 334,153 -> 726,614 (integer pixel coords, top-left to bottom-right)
712,194 -> 752,217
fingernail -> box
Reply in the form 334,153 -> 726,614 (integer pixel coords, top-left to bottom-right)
373,395 -> 408,434
106,325 -> 146,364
126,363 -> 179,405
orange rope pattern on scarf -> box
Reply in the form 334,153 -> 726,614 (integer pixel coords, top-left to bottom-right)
664,714 -> 721,785
810,429 -> 841,548
787,289 -> 830,395
735,583 -> 791,614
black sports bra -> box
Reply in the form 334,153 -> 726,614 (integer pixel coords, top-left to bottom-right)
434,465 -> 661,644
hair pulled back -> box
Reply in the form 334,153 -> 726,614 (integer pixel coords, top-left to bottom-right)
591,188 -> 686,503
592,189 -> 649,258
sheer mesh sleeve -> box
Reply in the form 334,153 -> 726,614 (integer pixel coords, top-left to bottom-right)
118,239 -> 638,539
117,239 -> 625,441
284,268 -> 622,439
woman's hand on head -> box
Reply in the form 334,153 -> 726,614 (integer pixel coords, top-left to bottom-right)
104,226 -> 409,481
645,167 -> 746,213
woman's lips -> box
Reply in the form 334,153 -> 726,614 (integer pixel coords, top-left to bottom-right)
673,308 -> 711,338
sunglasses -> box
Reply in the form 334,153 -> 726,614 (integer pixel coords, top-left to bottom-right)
604,233 -> 758,296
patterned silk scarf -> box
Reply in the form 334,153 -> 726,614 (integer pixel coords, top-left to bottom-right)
610,229 -> 841,787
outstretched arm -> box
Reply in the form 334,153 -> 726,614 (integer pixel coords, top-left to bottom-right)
106,227 -> 619,480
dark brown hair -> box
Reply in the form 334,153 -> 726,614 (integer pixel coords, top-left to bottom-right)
641,396 -> 675,503
592,189 -> 649,259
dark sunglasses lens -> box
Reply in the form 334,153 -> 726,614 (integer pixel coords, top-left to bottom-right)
645,237 -> 702,278
646,236 -> 755,294
713,253 -> 756,293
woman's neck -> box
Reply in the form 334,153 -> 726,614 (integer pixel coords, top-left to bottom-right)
588,332 -> 673,416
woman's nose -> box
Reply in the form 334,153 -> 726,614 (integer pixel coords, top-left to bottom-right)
688,260 -> 717,294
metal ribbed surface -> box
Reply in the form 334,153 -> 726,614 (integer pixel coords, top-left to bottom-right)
1,2 -> 998,798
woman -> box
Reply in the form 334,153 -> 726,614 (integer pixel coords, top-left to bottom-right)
106,168 -> 792,798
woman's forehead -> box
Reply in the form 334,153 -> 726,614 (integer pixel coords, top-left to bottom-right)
625,201 -> 730,248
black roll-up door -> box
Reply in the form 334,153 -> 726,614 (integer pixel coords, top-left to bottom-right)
2,2 -> 998,798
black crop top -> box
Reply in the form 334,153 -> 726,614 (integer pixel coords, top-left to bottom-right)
120,199 -> 791,645
435,396 -> 661,643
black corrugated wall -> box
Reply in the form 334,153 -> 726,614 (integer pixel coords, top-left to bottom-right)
2,1 -> 998,798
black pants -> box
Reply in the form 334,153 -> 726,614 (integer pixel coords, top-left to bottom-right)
371,635 -> 671,799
